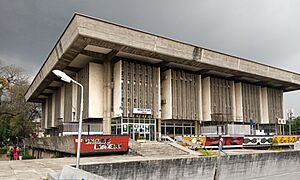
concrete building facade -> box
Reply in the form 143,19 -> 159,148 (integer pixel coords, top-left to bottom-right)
25,14 -> 300,139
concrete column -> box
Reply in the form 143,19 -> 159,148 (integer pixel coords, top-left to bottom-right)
197,75 -> 203,121
72,74 -> 78,122
51,93 -> 56,127
44,98 -> 48,129
202,77 -> 211,121
157,119 -> 161,140
103,61 -> 112,134
161,69 -> 172,119
88,62 -> 104,118
235,83 -> 243,122
261,87 -> 269,124
231,81 -> 236,122
195,121 -> 200,135
42,101 -> 46,130
113,61 -> 122,117
60,85 -> 65,122
157,67 -> 161,119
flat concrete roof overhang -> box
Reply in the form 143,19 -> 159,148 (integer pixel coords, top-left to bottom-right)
25,13 -> 300,102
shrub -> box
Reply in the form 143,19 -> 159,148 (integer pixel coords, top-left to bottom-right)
0,147 -> 9,154
22,154 -> 35,159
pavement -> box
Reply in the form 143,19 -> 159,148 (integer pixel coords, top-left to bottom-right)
0,154 -> 198,180
0,149 -> 296,180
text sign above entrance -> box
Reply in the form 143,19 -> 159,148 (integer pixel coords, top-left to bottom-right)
133,108 -> 152,115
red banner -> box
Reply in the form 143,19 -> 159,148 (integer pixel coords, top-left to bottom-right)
205,136 -> 244,146
74,135 -> 129,154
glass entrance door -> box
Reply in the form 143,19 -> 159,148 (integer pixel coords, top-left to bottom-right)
119,118 -> 156,141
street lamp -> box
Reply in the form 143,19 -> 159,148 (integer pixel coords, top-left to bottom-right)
52,70 -> 83,169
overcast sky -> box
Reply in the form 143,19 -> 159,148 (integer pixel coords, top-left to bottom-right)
0,0 -> 299,116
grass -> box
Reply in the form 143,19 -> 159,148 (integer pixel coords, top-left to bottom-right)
268,145 -> 283,151
197,148 -> 217,156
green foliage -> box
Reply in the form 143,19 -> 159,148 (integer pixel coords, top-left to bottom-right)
0,147 -> 9,154
197,148 -> 217,156
22,154 -> 35,159
0,64 -> 41,144
290,116 -> 300,134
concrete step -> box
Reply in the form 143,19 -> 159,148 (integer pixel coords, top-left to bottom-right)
132,142 -> 189,157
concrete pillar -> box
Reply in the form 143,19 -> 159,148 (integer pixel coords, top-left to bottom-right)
103,61 -> 112,134
60,85 -> 65,122
88,63 -> 104,118
231,81 -> 236,122
51,93 -> 56,127
45,98 -> 48,129
157,119 -> 161,140
113,61 -> 122,117
42,101 -> 46,130
202,77 -> 211,121
161,69 -> 172,119
235,83 -> 243,122
72,74 -> 78,122
197,75 -> 203,121
261,87 -> 269,124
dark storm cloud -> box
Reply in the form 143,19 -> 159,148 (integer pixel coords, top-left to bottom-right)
0,0 -> 299,115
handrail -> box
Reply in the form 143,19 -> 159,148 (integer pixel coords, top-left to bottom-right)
161,136 -> 176,143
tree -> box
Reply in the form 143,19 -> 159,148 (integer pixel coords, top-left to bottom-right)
291,116 -> 300,135
0,63 -> 41,144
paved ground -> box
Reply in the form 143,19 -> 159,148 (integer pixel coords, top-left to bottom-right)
0,149 -> 296,180
0,154 -> 199,180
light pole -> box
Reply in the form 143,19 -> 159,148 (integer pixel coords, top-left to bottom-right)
52,70 -> 83,169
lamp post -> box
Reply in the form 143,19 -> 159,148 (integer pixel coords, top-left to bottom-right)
52,70 -> 83,169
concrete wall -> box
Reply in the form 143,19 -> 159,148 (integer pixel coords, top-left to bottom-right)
80,151 -> 300,180
24,136 -> 76,154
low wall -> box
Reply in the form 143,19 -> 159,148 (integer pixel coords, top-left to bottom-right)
80,150 -> 300,180
24,136 -> 75,154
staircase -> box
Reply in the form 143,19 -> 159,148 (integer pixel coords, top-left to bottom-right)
131,141 -> 190,157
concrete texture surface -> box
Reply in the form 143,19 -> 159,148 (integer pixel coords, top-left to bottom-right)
0,149 -> 299,180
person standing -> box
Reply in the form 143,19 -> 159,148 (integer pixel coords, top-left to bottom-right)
9,146 -> 14,160
13,146 -> 19,160
218,135 -> 227,156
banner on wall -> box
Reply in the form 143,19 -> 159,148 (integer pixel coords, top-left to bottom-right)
74,135 -> 129,154
205,136 -> 244,147
272,136 -> 300,145
243,136 -> 273,146
182,136 -> 206,146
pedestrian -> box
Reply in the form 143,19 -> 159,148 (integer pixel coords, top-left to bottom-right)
9,146 -> 14,160
13,146 -> 19,160
218,135 -> 227,156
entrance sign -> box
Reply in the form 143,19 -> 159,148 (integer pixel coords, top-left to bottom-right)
74,135 -> 129,154
133,108 -> 152,115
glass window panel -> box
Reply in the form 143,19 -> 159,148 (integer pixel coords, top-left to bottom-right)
161,127 -> 165,134
192,127 -> 195,135
166,127 -> 174,135
175,127 -> 183,135
111,126 -> 116,134
184,127 -> 191,135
